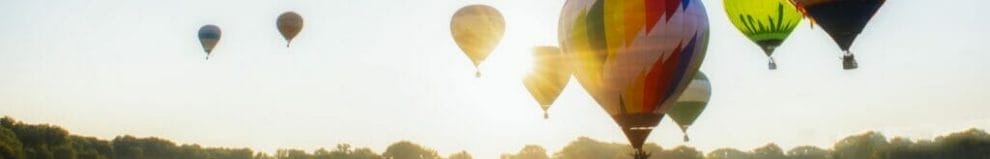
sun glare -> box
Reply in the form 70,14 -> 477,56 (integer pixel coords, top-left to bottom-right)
480,2 -> 562,82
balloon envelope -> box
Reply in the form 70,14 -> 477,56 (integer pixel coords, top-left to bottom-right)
523,46 -> 573,119
792,0 -> 884,51
450,5 -> 505,76
667,72 -> 711,141
277,11 -> 304,47
198,25 -> 221,56
792,0 -> 885,69
559,0 -> 710,150
724,0 -> 802,69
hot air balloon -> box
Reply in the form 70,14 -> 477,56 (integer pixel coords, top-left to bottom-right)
198,25 -> 222,60
791,0 -> 885,70
724,0 -> 803,69
277,11 -> 304,47
523,46 -> 572,119
559,0 -> 710,158
667,72 -> 711,142
450,5 -> 505,78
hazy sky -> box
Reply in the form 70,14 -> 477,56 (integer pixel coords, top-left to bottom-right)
2,0 -> 989,158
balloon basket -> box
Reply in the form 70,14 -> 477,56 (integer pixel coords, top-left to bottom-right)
631,149 -> 650,159
767,56 -> 779,70
842,54 -> 858,70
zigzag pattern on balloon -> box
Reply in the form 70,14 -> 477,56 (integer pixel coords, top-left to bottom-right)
559,0 -> 709,116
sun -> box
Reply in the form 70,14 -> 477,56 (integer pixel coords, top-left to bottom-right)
479,4 -> 563,82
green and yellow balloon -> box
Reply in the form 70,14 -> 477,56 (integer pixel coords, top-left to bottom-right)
724,0 -> 803,69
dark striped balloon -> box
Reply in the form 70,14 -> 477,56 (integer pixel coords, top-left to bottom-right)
198,24 -> 222,59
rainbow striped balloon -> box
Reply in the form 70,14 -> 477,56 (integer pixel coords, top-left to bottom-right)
558,0 -> 709,150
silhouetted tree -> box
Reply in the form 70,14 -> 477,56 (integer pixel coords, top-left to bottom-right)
752,143 -> 786,159
706,148 -> 751,159
309,143 -> 382,159
553,137 -> 627,159
16,126 -> 68,158
111,135 -> 180,159
832,132 -> 887,159
70,135 -> 112,159
550,137 -> 667,159
255,152 -> 276,159
351,147 -> 383,159
1,117 -> 15,128
786,146 -> 830,159
382,141 -> 438,159
5,116 -> 990,159
51,144 -> 77,159
932,128 -> 990,159
332,144 -> 353,158
448,150 -> 472,159
640,144 -> 664,159
500,145 -> 548,159
276,149 -> 311,159
314,147 -> 332,159
178,144 -> 209,159
0,125 -> 25,159
655,146 -> 702,159
203,147 -> 253,159
3,116 -> 71,159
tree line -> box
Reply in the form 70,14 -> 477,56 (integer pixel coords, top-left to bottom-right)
2,116 -> 988,159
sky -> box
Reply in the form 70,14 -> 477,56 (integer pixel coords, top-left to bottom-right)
2,0 -> 990,158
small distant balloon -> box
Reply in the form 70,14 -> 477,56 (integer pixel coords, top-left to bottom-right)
450,4 -> 505,78
198,25 -> 222,60
277,11 -> 304,47
667,72 -> 711,142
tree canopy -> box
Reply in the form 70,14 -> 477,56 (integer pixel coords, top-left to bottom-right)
501,145 -> 549,159
382,141 -> 439,159
1,116 -> 989,159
